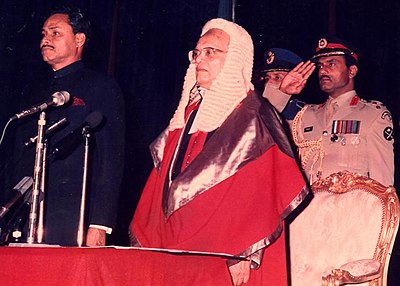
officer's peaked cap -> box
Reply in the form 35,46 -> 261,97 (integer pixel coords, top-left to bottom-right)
263,48 -> 303,72
311,34 -> 358,63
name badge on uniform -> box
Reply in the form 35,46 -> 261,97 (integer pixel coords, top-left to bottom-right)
331,120 -> 360,134
304,126 -> 313,133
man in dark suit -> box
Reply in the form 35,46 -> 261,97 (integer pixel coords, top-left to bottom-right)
10,5 -> 125,246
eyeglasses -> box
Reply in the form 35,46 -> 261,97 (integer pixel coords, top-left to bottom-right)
188,47 -> 227,63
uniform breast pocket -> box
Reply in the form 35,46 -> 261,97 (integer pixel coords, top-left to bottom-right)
337,134 -> 367,172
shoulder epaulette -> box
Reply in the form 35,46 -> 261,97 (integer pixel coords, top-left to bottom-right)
360,98 -> 385,109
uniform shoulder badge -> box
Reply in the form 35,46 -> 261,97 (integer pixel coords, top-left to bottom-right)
381,110 -> 392,123
383,126 -> 394,141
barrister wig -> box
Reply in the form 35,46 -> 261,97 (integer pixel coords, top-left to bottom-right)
169,18 -> 254,133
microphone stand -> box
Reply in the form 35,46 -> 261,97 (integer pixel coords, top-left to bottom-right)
27,112 -> 47,244
37,141 -> 48,243
77,127 -> 91,247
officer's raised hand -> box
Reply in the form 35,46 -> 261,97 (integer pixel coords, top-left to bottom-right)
279,60 -> 315,95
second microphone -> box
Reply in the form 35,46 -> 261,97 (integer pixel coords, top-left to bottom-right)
50,111 -> 104,160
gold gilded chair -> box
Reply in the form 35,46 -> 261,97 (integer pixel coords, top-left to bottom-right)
289,171 -> 399,286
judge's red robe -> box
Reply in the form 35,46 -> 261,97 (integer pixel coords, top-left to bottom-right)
130,93 -> 308,285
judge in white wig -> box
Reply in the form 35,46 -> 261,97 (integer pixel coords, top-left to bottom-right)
130,18 -> 309,286
169,18 -> 254,132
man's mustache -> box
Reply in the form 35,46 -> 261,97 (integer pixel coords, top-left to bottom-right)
41,44 -> 54,50
319,75 -> 331,81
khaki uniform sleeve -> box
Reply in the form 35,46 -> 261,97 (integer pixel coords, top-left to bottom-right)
367,108 -> 394,186
262,84 -> 292,113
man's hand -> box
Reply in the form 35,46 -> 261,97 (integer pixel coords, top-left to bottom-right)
228,260 -> 251,285
280,60 -> 315,95
86,227 -> 106,246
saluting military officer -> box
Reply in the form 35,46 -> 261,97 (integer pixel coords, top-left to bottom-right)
261,48 -> 306,120
269,35 -> 394,186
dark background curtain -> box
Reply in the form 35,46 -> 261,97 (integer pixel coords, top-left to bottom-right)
0,0 -> 399,284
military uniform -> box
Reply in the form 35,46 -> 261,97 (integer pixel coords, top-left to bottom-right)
264,36 -> 395,187
292,90 -> 394,186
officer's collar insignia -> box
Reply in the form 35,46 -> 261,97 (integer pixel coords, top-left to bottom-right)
349,96 -> 360,106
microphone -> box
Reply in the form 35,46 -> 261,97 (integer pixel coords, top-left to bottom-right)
0,177 -> 33,218
10,91 -> 70,121
50,111 -> 103,160
24,117 -> 69,147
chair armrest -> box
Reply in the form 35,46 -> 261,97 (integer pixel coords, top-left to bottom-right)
322,259 -> 381,285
